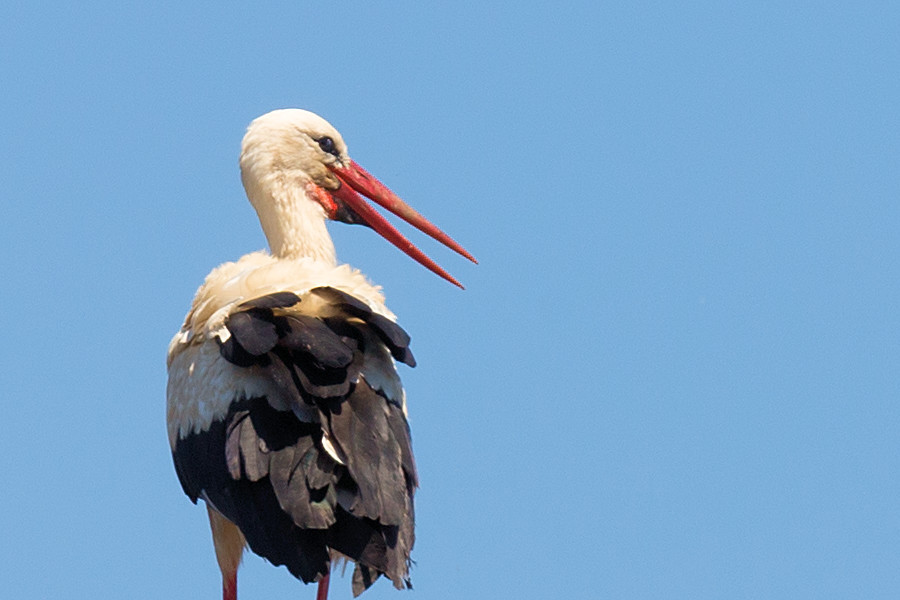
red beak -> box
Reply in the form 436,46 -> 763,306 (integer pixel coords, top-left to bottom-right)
328,160 -> 477,288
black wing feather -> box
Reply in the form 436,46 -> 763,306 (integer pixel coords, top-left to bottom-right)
173,287 -> 416,595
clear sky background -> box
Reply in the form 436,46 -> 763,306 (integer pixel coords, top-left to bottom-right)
1,2 -> 899,599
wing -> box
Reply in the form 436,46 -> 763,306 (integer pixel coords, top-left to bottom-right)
171,287 -> 417,595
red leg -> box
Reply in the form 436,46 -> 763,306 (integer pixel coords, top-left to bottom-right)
207,506 -> 244,600
316,573 -> 330,600
223,570 -> 237,600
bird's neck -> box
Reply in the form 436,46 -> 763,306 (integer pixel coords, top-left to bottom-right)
249,181 -> 337,264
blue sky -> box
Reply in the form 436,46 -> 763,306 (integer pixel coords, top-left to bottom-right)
2,2 -> 899,599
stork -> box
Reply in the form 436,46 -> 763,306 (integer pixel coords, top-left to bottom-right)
166,109 -> 475,600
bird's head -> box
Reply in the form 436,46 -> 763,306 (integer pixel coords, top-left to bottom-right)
240,109 -> 475,287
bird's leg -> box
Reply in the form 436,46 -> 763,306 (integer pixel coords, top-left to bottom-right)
207,505 -> 246,600
316,573 -> 330,600
223,571 -> 237,600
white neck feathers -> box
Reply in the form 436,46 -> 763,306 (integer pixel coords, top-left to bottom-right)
246,174 -> 336,263
240,136 -> 337,264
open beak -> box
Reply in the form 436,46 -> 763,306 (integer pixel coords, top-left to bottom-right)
327,160 -> 477,289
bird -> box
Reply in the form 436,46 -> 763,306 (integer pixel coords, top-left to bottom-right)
166,109 -> 475,600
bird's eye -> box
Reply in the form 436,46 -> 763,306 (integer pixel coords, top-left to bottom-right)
318,137 -> 337,155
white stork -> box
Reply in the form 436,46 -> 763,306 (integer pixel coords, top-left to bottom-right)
166,109 -> 475,600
